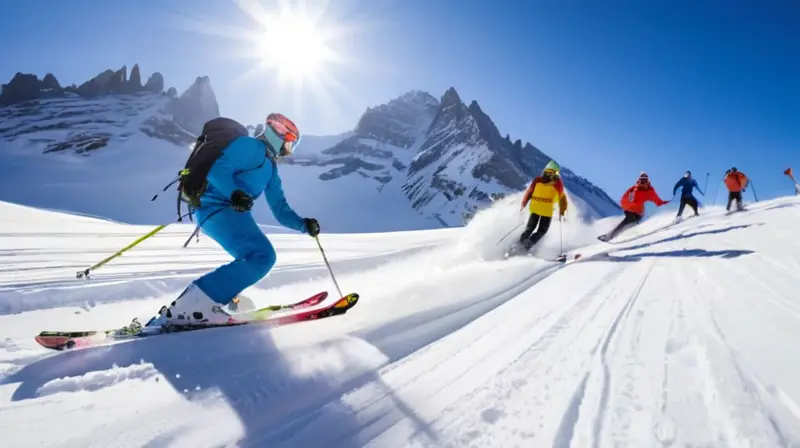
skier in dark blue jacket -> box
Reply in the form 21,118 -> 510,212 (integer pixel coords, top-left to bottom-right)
672,170 -> 704,218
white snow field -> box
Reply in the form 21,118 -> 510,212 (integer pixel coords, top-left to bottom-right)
1,194 -> 800,447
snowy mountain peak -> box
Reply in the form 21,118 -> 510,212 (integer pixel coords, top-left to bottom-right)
0,64 -> 221,154
278,86 -> 620,229
353,90 -> 440,149
396,89 -> 439,109
399,87 -> 620,223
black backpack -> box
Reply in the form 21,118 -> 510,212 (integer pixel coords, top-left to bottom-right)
178,117 -> 251,209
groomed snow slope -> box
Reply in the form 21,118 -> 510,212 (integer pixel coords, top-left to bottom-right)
1,196 -> 800,447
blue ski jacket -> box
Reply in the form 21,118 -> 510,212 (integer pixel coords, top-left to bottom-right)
197,136 -> 307,233
673,177 -> 704,198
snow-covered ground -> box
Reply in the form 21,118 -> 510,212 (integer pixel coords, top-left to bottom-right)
1,194 -> 800,447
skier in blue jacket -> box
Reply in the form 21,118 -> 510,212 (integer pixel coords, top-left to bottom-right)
161,113 -> 320,326
672,170 -> 704,218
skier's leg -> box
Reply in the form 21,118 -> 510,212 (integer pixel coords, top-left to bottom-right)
165,207 -> 277,324
676,197 -> 687,217
606,212 -> 639,240
687,196 -> 699,215
194,208 -> 277,302
726,192 -> 734,211
524,216 -> 552,249
518,213 -> 541,244
735,191 -> 743,210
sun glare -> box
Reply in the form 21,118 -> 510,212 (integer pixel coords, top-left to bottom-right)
256,12 -> 332,79
172,0 -> 371,129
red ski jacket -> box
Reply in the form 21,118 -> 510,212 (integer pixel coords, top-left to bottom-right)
620,185 -> 668,216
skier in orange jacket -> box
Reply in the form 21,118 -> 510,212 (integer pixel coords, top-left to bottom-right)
723,167 -> 748,211
598,172 -> 669,242
516,161 -> 568,252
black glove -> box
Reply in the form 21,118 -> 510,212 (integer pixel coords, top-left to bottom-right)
304,218 -> 320,237
230,190 -> 253,212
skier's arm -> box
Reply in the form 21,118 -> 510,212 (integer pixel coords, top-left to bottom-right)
693,179 -> 705,196
520,179 -> 537,210
673,179 -> 681,196
205,137 -> 249,201
555,179 -> 568,215
264,168 -> 307,233
649,188 -> 668,206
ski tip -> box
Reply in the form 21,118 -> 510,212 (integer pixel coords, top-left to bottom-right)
334,292 -> 359,310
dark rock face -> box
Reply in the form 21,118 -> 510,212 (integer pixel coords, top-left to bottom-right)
162,76 -> 220,136
128,64 -> 143,92
145,73 -> 165,93
0,73 -> 46,106
0,63 -> 171,107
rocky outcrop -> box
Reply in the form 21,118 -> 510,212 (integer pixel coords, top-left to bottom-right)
0,72 -> 65,106
145,72 -> 165,93
0,63 -> 168,107
128,64 -> 143,92
162,76 -> 220,135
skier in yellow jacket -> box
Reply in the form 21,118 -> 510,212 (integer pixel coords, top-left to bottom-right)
517,161 -> 568,252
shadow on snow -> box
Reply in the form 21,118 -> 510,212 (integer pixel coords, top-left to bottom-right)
1,323 -> 435,448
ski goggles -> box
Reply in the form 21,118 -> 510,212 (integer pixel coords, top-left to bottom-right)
266,113 -> 300,156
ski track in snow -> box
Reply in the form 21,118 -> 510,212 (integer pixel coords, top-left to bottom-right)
1,198 -> 800,447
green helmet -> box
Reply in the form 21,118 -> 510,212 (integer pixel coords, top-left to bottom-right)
543,160 -> 560,174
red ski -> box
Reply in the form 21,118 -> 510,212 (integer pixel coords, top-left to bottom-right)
34,291 -> 359,351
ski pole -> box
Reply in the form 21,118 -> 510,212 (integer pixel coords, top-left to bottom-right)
76,223 -> 169,279
495,210 -> 525,246
712,177 -> 724,206
558,214 -> 564,255
704,172 -> 710,195
749,180 -> 759,202
314,235 -> 343,298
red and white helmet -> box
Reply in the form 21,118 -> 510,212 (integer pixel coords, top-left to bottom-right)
261,113 -> 300,157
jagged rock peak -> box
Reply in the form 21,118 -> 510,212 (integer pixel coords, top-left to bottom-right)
0,64 -> 171,107
0,72 -> 63,106
163,75 -> 220,135
440,86 -> 462,106
145,72 -> 165,93
128,64 -> 142,91
41,73 -> 61,90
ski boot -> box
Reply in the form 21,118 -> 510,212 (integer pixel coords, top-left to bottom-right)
159,283 -> 237,326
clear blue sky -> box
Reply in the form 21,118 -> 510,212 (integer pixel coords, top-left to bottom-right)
1,0 -> 798,204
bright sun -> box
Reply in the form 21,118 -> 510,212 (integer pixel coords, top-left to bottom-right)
236,0 -> 347,90
255,11 -> 333,80
173,0 -> 365,126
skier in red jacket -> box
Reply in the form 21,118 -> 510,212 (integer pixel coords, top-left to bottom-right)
598,172 -> 669,242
